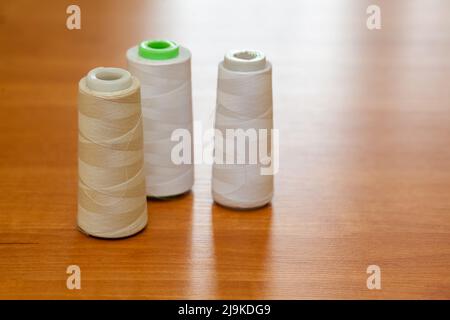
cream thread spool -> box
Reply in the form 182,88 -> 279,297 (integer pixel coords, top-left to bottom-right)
212,50 -> 274,209
126,40 -> 194,198
77,67 -> 148,238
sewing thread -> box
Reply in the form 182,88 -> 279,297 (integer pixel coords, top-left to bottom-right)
212,50 -> 274,209
77,67 -> 148,238
127,40 -> 194,197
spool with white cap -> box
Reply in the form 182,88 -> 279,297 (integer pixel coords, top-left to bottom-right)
127,40 -> 194,198
77,67 -> 148,238
212,49 -> 274,209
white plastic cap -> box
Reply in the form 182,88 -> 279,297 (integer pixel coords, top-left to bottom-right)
223,50 -> 266,72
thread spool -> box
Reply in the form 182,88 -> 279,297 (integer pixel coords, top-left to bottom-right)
126,40 -> 194,198
212,50 -> 274,209
77,67 -> 148,238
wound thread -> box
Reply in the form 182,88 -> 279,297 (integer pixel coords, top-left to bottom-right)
77,67 -> 148,238
212,50 -> 274,209
127,41 -> 194,197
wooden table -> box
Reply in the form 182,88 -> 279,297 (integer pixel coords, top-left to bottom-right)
0,0 -> 449,299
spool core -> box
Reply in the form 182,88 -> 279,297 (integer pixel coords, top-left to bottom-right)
86,67 -> 132,92
223,49 -> 266,72
138,40 -> 180,60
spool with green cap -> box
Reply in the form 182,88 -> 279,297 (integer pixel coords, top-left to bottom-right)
126,40 -> 194,198
138,40 -> 180,60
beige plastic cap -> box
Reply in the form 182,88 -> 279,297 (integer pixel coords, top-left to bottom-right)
86,67 -> 132,92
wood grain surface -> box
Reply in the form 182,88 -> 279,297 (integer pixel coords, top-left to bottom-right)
0,0 -> 449,299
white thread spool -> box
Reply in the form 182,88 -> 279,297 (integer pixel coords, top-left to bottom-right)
212,50 -> 274,209
126,40 -> 194,198
77,67 -> 148,238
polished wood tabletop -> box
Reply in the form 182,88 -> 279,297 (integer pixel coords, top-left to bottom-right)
0,0 -> 449,299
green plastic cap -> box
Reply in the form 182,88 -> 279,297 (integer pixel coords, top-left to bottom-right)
138,40 -> 179,60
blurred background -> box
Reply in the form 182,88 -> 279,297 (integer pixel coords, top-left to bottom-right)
0,0 -> 449,299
